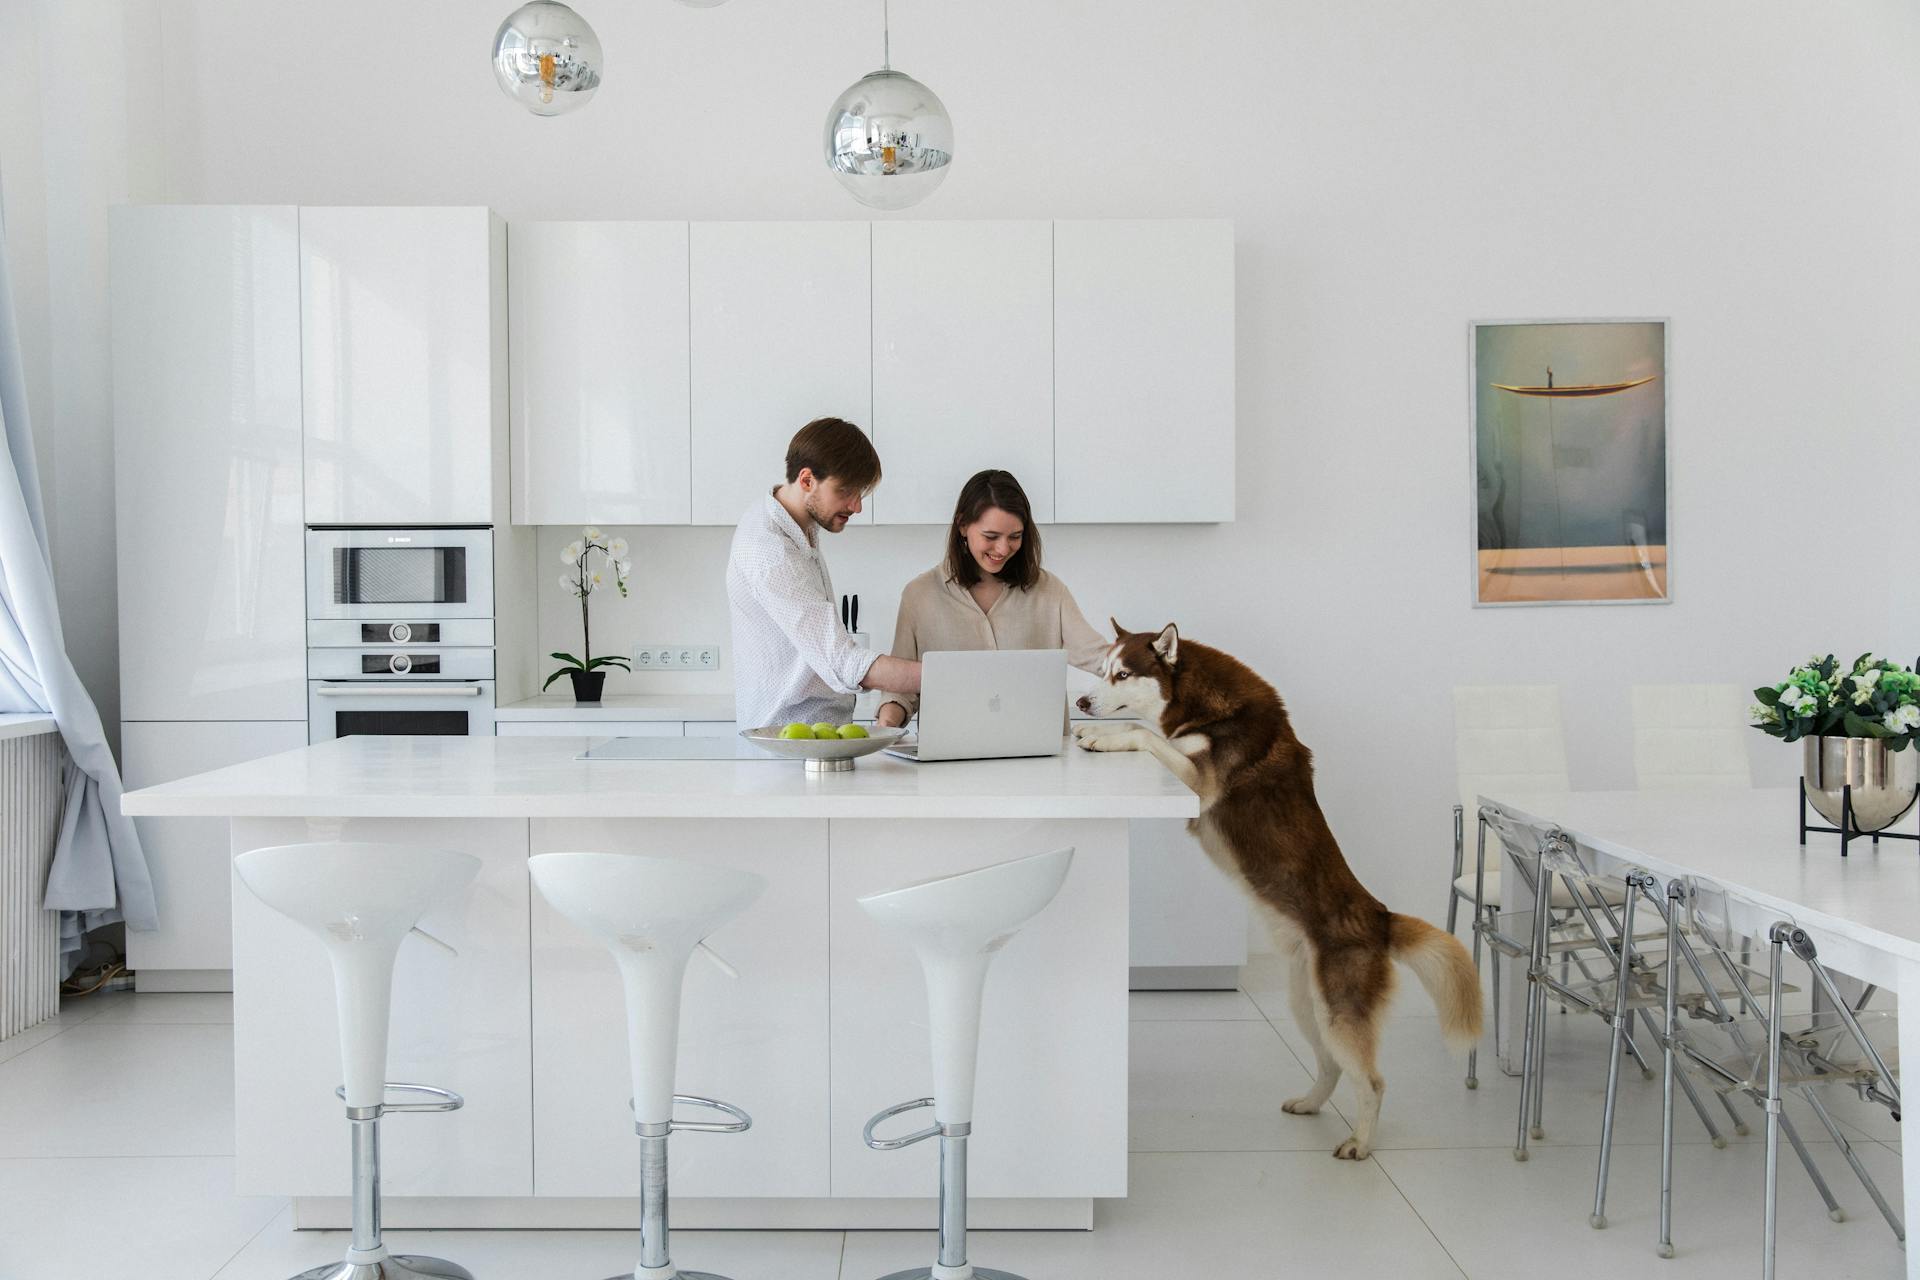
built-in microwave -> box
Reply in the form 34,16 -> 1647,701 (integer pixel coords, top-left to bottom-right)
307,679 -> 497,743
305,527 -> 493,621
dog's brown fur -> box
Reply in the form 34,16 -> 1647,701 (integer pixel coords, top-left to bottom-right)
1074,621 -> 1482,1160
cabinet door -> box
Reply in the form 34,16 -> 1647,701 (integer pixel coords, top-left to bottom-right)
300,207 -> 503,525
870,221 -> 1054,524
121,720 -> 308,976
511,222 -> 691,525
111,206 -> 307,721
1129,818 -> 1248,974
1054,220 -> 1234,522
689,222 -> 872,525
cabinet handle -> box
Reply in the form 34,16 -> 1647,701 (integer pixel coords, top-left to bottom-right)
314,684 -> 485,697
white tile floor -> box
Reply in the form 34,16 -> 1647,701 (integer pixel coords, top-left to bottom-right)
0,954 -> 1904,1280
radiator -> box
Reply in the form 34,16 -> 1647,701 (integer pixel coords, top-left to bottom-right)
1,729 -> 65,1040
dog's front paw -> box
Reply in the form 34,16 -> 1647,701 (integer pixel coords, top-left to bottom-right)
1281,1098 -> 1322,1115
1075,724 -> 1138,753
1332,1137 -> 1372,1161
1073,723 -> 1122,750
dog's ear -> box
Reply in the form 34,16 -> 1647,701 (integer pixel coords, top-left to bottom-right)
1152,623 -> 1180,666
1109,617 -> 1129,638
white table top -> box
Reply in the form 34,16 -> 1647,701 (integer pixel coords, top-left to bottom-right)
120,733 -> 1201,820
1485,787 -> 1920,966
493,693 -> 738,722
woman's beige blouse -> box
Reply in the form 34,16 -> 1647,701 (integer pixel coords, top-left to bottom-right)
881,567 -> 1108,722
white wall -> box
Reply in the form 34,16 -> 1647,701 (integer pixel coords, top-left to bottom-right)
19,0 -> 1920,915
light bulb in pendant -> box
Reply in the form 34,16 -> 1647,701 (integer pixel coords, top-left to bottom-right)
493,0 -> 603,117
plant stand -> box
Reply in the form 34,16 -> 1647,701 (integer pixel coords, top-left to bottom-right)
1798,778 -> 1920,856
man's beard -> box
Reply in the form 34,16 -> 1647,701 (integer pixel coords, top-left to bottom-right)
804,491 -> 846,530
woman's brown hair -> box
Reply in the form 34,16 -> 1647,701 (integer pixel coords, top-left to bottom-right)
944,470 -> 1043,590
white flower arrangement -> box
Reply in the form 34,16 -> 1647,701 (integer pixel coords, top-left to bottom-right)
1752,653 -> 1920,751
545,527 -> 634,691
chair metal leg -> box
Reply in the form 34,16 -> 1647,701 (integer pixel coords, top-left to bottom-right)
1801,1086 -> 1904,1241
1514,860 -> 1550,1162
871,1128 -> 1031,1280
1657,879 -> 1681,1258
1763,925 -> 1788,1280
289,1107 -> 475,1280
1591,876 -> 1645,1229
1529,976 -> 1549,1140
1466,901 -> 1487,1090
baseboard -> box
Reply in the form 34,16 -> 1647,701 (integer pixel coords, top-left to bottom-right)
132,968 -> 233,993
290,1196 -> 1095,1231
1128,964 -> 1241,991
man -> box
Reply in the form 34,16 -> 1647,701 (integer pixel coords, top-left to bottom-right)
726,417 -> 921,729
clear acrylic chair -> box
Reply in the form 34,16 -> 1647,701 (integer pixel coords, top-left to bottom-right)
1656,878 -> 1903,1271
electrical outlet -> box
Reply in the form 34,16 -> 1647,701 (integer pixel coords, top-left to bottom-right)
633,643 -> 722,670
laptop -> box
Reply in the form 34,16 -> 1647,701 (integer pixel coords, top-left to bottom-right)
885,649 -> 1069,763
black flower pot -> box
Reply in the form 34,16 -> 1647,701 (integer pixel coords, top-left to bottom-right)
567,669 -> 607,703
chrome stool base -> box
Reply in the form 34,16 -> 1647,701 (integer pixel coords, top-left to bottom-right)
288,1256 -> 475,1280
599,1273 -> 741,1280
872,1270 -> 1029,1280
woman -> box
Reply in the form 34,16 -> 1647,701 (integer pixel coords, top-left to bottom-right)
876,470 -> 1107,729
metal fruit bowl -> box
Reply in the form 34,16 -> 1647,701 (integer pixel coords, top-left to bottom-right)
738,725 -> 907,772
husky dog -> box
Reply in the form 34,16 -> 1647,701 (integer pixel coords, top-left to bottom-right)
1075,621 -> 1481,1159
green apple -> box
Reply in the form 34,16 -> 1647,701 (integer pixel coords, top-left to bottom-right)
780,723 -> 816,740
836,723 -> 869,739
811,723 -> 838,738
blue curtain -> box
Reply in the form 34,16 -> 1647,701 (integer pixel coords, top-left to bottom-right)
0,199 -> 154,973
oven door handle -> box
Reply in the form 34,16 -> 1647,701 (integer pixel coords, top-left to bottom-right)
313,684 -> 485,697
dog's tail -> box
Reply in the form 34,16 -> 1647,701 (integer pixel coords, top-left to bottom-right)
1389,913 -> 1484,1054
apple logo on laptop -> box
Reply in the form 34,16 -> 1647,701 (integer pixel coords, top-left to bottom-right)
987,694 -> 1002,713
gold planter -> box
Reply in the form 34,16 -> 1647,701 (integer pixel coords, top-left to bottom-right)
1801,736 -> 1920,832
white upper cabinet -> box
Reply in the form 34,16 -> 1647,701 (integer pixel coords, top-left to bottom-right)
511,222 -> 691,525
300,207 -> 505,526
1053,220 -> 1235,522
870,221 -> 1054,524
689,222 -> 872,525
111,205 -> 308,721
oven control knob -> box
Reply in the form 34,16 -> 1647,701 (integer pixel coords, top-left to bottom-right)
388,622 -> 412,644
389,653 -> 412,674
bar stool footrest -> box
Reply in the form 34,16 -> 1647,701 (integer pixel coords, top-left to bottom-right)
332,1082 -> 465,1116
864,1096 -> 942,1150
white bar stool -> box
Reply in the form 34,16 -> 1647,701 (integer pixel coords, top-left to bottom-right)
528,852 -> 767,1280
857,847 -> 1075,1280
233,842 -> 481,1280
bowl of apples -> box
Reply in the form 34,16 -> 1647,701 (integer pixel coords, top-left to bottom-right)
738,720 -> 907,772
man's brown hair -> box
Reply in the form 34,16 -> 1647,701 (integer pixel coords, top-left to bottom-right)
785,418 -> 881,492
945,469 -> 1044,591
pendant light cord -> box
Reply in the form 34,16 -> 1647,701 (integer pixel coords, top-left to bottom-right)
882,0 -> 891,69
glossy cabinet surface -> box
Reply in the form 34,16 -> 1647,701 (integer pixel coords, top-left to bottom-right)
870,221 -> 1055,524
1054,219 -> 1235,522
300,206 -> 504,525
511,221 -> 692,525
689,222 -> 873,525
110,205 -> 308,721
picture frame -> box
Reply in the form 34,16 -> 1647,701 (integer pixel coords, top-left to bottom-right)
1468,317 -> 1671,607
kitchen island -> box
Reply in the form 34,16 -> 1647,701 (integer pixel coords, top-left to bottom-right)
120,733 -> 1197,1231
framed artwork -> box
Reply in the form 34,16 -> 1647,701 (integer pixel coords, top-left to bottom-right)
1470,318 -> 1670,606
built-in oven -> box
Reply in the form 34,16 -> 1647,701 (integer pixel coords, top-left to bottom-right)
305,526 -> 493,621
305,527 -> 499,743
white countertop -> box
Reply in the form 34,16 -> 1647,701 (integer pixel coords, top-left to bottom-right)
494,693 -> 738,722
1485,787 -> 1920,964
120,733 -> 1200,820
0,712 -> 59,743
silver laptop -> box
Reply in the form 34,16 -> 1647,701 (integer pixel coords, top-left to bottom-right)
885,649 -> 1068,762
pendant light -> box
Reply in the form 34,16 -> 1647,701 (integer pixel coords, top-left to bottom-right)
824,0 -> 953,210
492,1 -> 603,117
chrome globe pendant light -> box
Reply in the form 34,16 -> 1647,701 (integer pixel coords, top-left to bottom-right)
492,0 -> 604,117
824,0 -> 953,210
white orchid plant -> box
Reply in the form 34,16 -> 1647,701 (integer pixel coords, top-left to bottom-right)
544,527 -> 633,691
1751,653 -> 1920,749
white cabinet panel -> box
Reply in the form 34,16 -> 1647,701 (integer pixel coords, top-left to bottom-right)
689,222 -> 872,525
301,207 -> 504,525
1054,220 -> 1235,522
496,720 -> 682,737
530,818 -> 830,1197
830,818 -> 1128,1198
511,222 -> 691,525
121,721 -> 308,977
1129,818 -> 1248,974
232,816 -> 534,1197
870,222 -> 1054,524
110,206 -> 307,721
